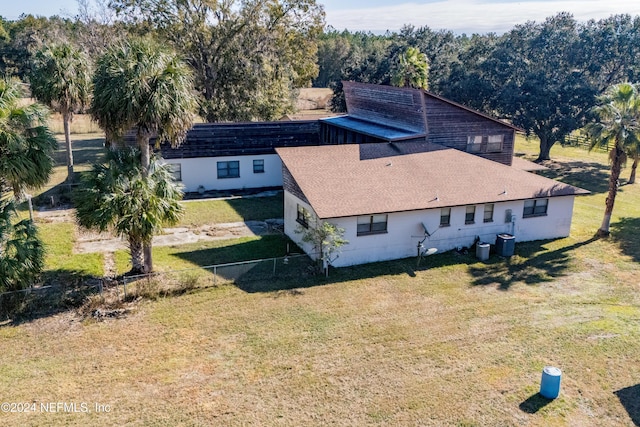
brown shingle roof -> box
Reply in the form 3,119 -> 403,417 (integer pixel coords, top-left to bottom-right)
276,144 -> 589,219
510,156 -> 549,172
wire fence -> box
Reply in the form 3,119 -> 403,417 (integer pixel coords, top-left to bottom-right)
0,280 -> 103,319
0,253 -> 317,317
119,253 -> 316,297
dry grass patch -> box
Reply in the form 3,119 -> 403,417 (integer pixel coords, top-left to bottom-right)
2,258 -> 639,425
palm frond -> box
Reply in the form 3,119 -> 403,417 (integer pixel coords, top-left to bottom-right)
91,38 -> 196,146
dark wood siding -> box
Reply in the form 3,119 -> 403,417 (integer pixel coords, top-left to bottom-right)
282,164 -> 309,204
343,81 -> 427,133
135,121 -> 321,159
424,96 -> 515,165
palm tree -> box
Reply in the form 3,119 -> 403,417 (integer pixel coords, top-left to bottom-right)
586,82 -> 640,236
627,144 -> 639,184
92,37 -> 196,166
391,47 -> 429,90
0,199 -> 45,296
29,43 -> 92,182
0,77 -> 57,200
74,148 -> 184,275
91,38 -> 196,272
0,77 -> 56,297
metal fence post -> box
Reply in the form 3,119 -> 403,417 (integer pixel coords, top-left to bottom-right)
273,258 -> 277,276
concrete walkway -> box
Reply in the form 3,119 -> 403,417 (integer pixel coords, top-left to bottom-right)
73,219 -> 284,254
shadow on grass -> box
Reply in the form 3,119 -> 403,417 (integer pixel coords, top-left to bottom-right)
611,217 -> 640,263
540,160 -> 611,194
29,181 -> 77,209
223,193 -> 284,221
52,137 -> 106,166
1,270 -> 100,326
615,384 -> 640,426
235,255 -> 436,293
469,237 -> 598,291
170,234 -> 465,293
519,393 -> 554,414
172,235 -> 291,267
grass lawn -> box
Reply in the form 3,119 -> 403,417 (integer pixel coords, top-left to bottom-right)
39,223 -> 103,278
178,193 -> 284,227
113,235 -> 292,276
1,136 -> 639,426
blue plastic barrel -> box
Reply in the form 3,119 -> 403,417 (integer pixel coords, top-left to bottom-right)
540,366 -> 562,399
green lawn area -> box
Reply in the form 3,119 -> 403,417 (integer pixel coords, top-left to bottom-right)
39,223 -> 103,277
178,193 -> 283,227
2,135 -> 639,425
113,235 -> 292,276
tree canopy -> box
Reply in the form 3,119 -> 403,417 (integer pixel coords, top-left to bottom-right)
482,13 -> 598,161
2,9 -> 640,161
391,47 -> 429,90
108,0 -> 325,122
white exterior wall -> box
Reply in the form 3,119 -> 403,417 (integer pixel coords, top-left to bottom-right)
162,154 -> 283,193
284,191 -> 577,267
284,191 -> 320,258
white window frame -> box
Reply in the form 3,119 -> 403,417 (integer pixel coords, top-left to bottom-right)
465,206 -> 476,224
357,214 -> 388,236
487,135 -> 504,152
217,161 -> 240,179
440,208 -> 451,227
483,204 -> 494,223
523,198 -> 549,218
467,135 -> 483,153
253,159 -> 265,174
297,204 -> 309,228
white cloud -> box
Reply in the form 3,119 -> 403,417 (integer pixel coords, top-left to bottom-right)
325,0 -> 640,34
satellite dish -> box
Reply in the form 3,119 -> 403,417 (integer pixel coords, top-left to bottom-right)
417,247 -> 438,267
423,248 -> 438,256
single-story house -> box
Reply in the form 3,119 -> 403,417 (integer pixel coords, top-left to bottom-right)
277,143 -> 589,267
152,121 -> 320,193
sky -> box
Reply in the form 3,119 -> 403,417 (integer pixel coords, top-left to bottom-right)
5,0 -> 640,34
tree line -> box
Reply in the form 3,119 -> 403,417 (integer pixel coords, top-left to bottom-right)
315,13 -> 640,161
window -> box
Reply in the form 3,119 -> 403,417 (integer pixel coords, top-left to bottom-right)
440,208 -> 451,227
168,163 -> 182,181
253,159 -> 265,174
297,204 -> 309,228
523,198 -> 549,218
465,206 -> 476,224
487,135 -> 504,152
357,214 -> 388,236
467,135 -> 483,153
483,204 -> 494,223
217,161 -> 240,179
